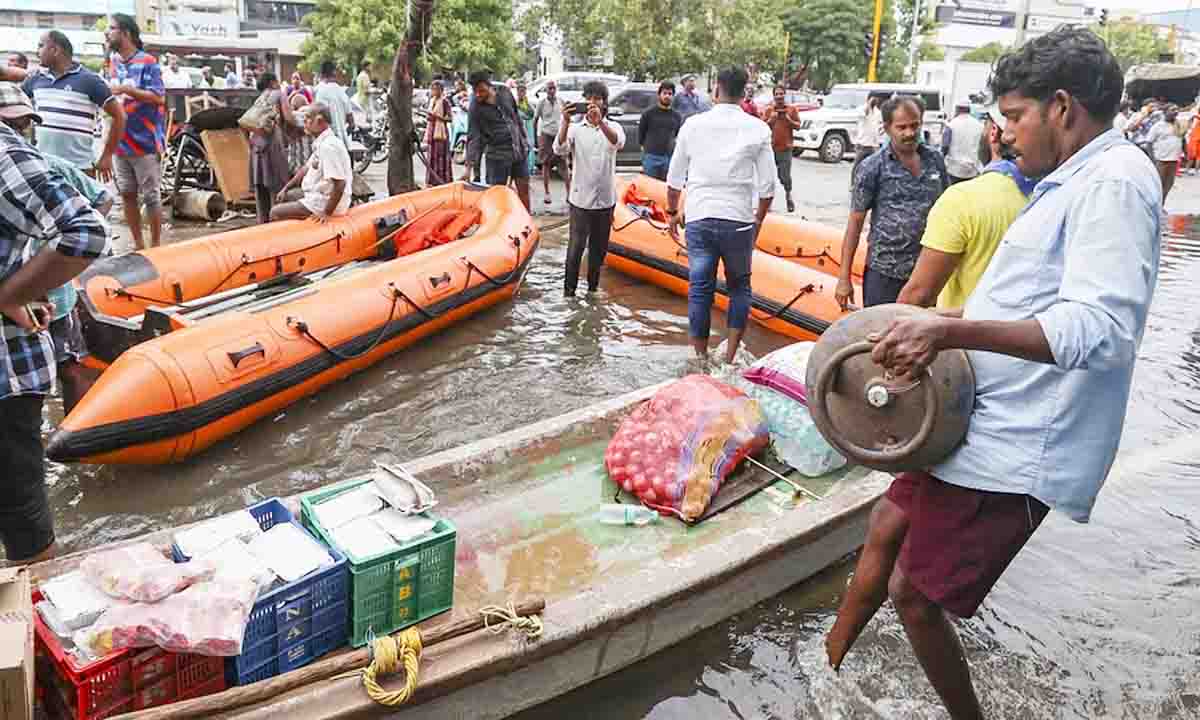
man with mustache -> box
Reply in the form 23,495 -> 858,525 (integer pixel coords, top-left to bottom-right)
837,95 -> 948,308
898,105 -> 1037,309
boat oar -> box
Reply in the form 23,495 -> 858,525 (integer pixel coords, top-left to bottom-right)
745,455 -> 823,501
115,598 -> 546,720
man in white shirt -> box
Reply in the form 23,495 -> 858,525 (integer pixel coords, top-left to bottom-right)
853,96 -> 883,178
554,80 -> 624,296
160,54 -> 191,89
534,80 -> 569,204
270,102 -> 352,221
313,60 -> 353,145
666,66 -> 776,364
942,101 -> 984,184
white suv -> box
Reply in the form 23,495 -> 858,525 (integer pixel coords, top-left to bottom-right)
795,83 -> 947,163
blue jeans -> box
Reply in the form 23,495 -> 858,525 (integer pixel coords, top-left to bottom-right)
686,218 -> 755,340
642,153 -> 671,181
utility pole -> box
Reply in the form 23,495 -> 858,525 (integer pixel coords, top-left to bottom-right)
1014,0 -> 1034,47
906,0 -> 922,81
868,0 -> 884,82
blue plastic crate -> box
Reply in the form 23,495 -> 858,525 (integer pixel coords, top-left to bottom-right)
171,498 -> 350,686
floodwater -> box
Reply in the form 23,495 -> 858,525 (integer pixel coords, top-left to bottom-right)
38,202 -> 1200,718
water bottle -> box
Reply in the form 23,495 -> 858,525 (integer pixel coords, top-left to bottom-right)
595,504 -> 659,526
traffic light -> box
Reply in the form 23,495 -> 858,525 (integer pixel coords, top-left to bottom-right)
1099,8 -> 1108,26
863,32 -> 874,61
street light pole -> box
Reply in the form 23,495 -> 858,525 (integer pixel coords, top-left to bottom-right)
1014,0 -> 1033,47
907,0 -> 922,81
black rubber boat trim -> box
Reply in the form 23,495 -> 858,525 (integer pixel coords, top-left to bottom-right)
47,238 -> 539,462
605,241 -> 832,337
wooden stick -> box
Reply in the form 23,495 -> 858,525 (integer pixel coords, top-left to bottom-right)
115,599 -> 546,720
745,456 -> 823,501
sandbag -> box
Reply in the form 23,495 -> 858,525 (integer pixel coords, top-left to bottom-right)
742,341 -> 815,404
605,375 -> 768,522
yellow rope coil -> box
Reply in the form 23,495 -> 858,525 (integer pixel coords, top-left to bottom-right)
362,627 -> 423,707
479,603 -> 544,639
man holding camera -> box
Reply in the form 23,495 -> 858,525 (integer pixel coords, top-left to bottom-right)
763,85 -> 801,213
554,81 -> 624,297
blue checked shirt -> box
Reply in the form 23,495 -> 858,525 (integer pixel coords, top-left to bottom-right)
0,124 -> 110,398
932,130 -> 1162,522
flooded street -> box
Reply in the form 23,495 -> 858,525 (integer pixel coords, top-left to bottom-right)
39,159 -> 1200,718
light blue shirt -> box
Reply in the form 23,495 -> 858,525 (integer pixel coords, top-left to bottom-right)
933,129 -> 1162,523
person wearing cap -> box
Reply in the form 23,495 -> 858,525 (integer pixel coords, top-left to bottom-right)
0,83 -> 112,413
0,84 -> 110,564
22,31 -> 127,181
898,105 -> 1036,310
941,100 -> 984,184
672,74 -> 710,123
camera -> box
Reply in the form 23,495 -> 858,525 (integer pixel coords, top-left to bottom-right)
567,101 -> 589,116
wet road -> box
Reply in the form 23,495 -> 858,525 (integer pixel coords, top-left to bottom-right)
38,158 -> 1200,718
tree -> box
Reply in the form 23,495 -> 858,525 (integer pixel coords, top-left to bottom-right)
386,0 -> 436,195
918,38 -> 945,63
960,42 -> 1008,64
1097,20 -> 1170,73
530,0 -> 786,81
783,0 -> 888,90
300,0 -> 517,77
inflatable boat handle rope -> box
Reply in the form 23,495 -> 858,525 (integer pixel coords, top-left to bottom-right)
340,603 -> 545,707
108,230 -> 352,306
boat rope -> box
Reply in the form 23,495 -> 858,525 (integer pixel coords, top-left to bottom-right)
479,602 -> 545,639
361,627 -> 423,707
749,283 -> 817,322
289,286 -> 403,361
613,211 -> 689,255
107,231 -> 350,307
346,603 -> 543,708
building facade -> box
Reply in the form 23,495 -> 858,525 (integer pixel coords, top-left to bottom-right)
929,0 -> 1092,62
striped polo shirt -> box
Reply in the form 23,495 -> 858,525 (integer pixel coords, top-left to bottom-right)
108,50 -> 166,157
22,64 -> 115,170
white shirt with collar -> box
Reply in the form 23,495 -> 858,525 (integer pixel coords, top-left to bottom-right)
301,128 -> 353,217
554,116 -> 625,210
162,66 -> 191,89
666,103 -> 776,224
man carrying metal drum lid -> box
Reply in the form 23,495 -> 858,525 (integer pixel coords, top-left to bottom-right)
824,27 -> 1162,720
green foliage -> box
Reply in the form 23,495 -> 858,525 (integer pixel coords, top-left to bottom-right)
960,42 -> 1008,64
93,16 -> 108,32
530,0 -> 786,81
784,0 -> 893,90
918,38 -> 944,62
1095,20 -> 1171,73
300,0 -> 517,76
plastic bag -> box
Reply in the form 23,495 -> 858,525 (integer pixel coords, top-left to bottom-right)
79,578 -> 260,657
742,341 -> 815,404
605,375 -> 768,522
80,542 -> 215,603
749,384 -> 847,477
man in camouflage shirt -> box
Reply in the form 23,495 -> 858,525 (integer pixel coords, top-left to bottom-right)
836,95 -> 948,308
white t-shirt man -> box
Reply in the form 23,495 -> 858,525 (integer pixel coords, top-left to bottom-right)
301,128 -> 353,217
161,64 -> 192,89
856,102 -> 883,148
553,114 -> 625,209
945,111 -> 984,180
1148,120 -> 1183,163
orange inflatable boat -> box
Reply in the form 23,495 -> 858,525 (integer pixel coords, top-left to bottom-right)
76,184 -> 481,364
48,184 -> 538,465
608,176 -> 860,340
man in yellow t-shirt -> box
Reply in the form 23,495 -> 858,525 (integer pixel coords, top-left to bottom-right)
898,107 -> 1036,309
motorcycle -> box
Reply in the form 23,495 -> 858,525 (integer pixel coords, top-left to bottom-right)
349,97 -> 390,174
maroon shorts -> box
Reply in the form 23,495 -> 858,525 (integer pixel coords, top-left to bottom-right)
886,471 -> 1048,618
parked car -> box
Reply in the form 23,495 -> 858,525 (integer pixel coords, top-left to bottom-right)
793,83 -> 946,163
752,89 -> 821,116
528,72 -> 629,106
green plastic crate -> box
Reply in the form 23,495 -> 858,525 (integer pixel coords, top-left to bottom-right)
300,478 -> 456,648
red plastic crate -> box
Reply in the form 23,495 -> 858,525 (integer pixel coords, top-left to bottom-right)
33,590 -> 226,720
